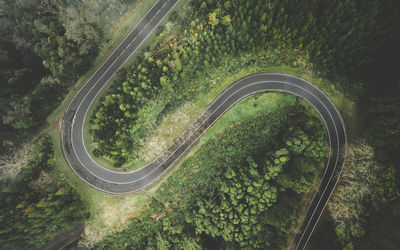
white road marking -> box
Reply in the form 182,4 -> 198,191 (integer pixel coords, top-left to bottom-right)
61,0 -> 176,191
73,78 -> 340,187
61,0 -> 347,248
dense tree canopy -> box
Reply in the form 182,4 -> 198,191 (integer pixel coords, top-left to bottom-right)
0,137 -> 88,249
91,1 -> 400,248
0,0 -> 133,153
89,0 -> 400,167
96,105 -> 328,249
1,0 -> 399,248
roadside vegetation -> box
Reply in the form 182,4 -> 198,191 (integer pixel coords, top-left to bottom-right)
0,0 -> 399,249
0,137 -> 88,249
0,0 -> 155,247
0,0 -> 153,153
308,33 -> 400,250
87,0 -> 400,248
89,0 -> 367,168
96,104 -> 328,249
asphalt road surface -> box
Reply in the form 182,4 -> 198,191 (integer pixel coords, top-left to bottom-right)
61,0 -> 347,248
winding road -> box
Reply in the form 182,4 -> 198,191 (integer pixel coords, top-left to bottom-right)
61,0 -> 347,249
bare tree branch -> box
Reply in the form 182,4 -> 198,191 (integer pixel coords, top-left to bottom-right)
0,144 -> 32,181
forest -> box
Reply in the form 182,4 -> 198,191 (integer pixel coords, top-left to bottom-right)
89,0 -> 400,248
0,0 -> 135,248
0,0 -> 399,248
89,0 -> 399,167
96,105 -> 328,249
0,137 -> 88,249
0,0 -> 133,153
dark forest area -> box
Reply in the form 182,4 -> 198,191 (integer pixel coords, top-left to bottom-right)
0,0 -> 400,249
0,0 -> 132,153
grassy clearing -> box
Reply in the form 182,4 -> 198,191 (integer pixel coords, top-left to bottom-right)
142,74 -> 332,249
148,104 -> 328,195
38,0 -> 355,246
48,128 -> 151,247
63,64 -> 352,244
143,65 -> 353,199
82,0 -> 190,171
43,2 -> 167,244
110,63 -> 353,172
44,0 -> 173,228
41,0 -> 193,245
142,92 -> 297,194
47,0 -> 157,123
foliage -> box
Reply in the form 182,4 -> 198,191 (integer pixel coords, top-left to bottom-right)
0,143 -> 32,181
90,0 -> 400,167
353,200 -> 400,250
362,84 -> 400,162
326,138 -> 400,249
0,0 -> 133,153
96,105 -> 328,248
2,96 -> 35,129
327,140 -> 381,247
0,137 -> 87,249
1,0 -> 399,248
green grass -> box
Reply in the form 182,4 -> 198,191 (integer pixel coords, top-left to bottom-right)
47,0 -> 157,123
55,63 -> 352,244
141,62 -> 350,196
38,0 -> 196,245
42,1 -> 171,245
145,87 -> 328,195
96,62 -> 353,172
36,0 -> 356,246
49,128 -> 151,247
139,92 -> 298,194
201,93 -> 296,141
53,62 -> 351,244
121,92 -> 296,171
81,0 -> 191,171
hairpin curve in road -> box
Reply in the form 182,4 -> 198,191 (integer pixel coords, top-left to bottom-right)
61,0 -> 347,248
